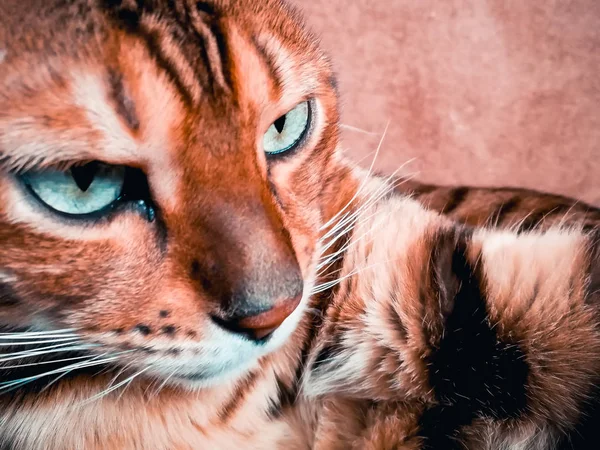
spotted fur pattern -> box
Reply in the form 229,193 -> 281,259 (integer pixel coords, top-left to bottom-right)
0,1 -> 599,449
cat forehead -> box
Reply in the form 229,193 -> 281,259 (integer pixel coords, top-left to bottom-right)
0,0 -> 328,113
0,0 -> 332,169
0,0 -> 319,57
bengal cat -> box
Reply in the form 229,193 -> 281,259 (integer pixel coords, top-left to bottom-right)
0,0 -> 599,449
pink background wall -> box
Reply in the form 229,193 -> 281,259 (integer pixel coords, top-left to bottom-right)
295,0 -> 600,205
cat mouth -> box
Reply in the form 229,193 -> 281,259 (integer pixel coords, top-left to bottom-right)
172,371 -> 209,381
0,278 -> 314,394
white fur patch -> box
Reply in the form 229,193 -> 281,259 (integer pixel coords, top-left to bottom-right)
475,227 -> 586,304
0,270 -> 17,283
302,336 -> 371,398
70,71 -> 139,162
255,32 -> 320,101
0,49 -> 6,64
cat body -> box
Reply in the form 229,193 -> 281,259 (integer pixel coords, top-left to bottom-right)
0,1 -> 599,449
2,176 -> 599,450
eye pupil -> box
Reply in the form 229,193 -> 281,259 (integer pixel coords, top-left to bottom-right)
263,101 -> 310,155
71,162 -> 99,192
274,115 -> 286,134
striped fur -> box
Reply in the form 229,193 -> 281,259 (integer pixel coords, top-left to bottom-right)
398,180 -> 600,233
1,1 -> 599,449
292,184 -> 600,449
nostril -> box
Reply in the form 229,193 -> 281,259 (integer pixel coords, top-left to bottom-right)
213,295 -> 302,341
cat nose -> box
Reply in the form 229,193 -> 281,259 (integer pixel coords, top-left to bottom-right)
214,294 -> 302,341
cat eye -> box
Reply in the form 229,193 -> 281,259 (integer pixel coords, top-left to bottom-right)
263,101 -> 311,156
20,162 -> 153,219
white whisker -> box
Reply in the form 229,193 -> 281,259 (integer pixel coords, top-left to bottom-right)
0,354 -> 92,370
316,165 -> 415,282
147,368 -> 178,399
319,176 -> 389,248
317,172 -> 417,275
313,170 -> 418,291
556,202 -> 582,230
117,368 -> 143,401
319,179 -> 406,261
0,337 -> 79,346
0,329 -> 77,337
78,366 -> 150,406
0,355 -> 122,393
509,211 -> 536,233
319,121 -> 391,233
350,149 -> 386,167
42,350 -> 134,393
340,123 -> 379,135
106,359 -> 137,392
0,343 -> 98,363
311,256 -> 402,295
0,334 -> 78,340
0,341 -> 86,357
316,213 -> 385,273
319,165 -> 416,246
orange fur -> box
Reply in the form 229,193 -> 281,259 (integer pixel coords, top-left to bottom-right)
1,1 -> 599,449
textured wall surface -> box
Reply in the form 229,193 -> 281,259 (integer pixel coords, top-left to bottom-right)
294,0 -> 600,205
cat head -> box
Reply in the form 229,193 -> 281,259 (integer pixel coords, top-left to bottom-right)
0,0 -> 357,388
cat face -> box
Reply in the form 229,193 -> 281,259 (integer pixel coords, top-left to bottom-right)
0,0 -> 348,387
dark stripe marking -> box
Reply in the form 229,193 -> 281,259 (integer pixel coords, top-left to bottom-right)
101,1 -> 196,106
266,375 -> 296,419
556,383 -> 600,449
491,196 -> 522,226
207,19 -> 233,93
517,205 -> 569,232
441,187 -> 469,215
218,370 -> 259,422
141,27 -> 197,107
174,1 -> 219,94
195,1 -> 216,15
107,68 -> 140,132
165,0 -> 232,95
418,231 -> 529,446
0,283 -> 19,307
418,405 -> 470,450
311,331 -> 345,372
386,298 -> 408,342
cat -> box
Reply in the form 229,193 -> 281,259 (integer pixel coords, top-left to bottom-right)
0,0 -> 599,449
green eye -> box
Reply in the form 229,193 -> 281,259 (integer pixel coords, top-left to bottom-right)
21,162 -> 126,216
263,101 -> 311,155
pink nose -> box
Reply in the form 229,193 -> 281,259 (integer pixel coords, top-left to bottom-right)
216,295 -> 302,341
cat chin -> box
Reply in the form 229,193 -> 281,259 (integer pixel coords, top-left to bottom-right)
163,360 -> 260,391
